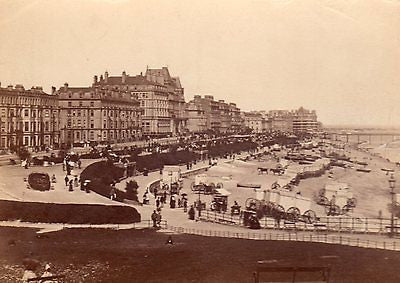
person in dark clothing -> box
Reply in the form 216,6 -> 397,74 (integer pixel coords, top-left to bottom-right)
151,210 -> 158,228
163,191 -> 167,203
183,199 -> 188,212
156,198 -> 160,208
188,205 -> 195,220
64,176 -> 69,186
68,180 -> 73,192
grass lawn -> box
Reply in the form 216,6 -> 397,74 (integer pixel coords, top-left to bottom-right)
0,227 -> 399,282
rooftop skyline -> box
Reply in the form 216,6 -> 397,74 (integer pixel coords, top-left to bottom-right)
0,0 -> 399,127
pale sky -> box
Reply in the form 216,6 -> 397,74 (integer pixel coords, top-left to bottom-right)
0,0 -> 399,127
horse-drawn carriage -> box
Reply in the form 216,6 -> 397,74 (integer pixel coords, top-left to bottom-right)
191,174 -> 223,195
210,191 -> 230,213
317,182 -> 356,216
160,165 -> 183,195
246,189 -> 317,224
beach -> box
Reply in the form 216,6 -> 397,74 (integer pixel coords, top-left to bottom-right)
182,141 -> 400,220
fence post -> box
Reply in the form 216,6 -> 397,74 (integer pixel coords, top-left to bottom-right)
327,217 -> 330,231
365,218 -> 368,234
351,217 -> 355,233
339,217 -> 342,233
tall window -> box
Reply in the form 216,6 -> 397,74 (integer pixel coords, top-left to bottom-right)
24,109 -> 29,117
24,122 -> 29,131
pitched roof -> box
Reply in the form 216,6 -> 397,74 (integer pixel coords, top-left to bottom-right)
96,75 -> 162,86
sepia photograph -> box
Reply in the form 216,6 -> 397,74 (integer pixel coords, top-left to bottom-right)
0,0 -> 400,282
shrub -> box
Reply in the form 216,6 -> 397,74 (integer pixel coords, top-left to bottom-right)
125,180 -> 139,202
28,173 -> 50,191
0,199 -> 140,224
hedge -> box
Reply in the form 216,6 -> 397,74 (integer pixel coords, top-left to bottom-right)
0,199 -> 140,224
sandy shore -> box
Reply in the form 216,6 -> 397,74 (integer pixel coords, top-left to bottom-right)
184,143 -> 400,219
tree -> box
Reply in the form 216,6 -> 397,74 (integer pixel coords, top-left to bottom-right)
125,180 -> 139,201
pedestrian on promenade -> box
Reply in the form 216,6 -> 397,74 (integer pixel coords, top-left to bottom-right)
170,195 -> 176,208
77,159 -> 82,169
51,174 -> 57,183
68,180 -> 73,192
73,177 -> 79,188
62,162 -> 65,171
110,186 -> 117,200
188,205 -> 195,220
163,191 -> 167,203
151,210 -> 158,228
156,211 -> 162,228
156,198 -> 160,208
154,187 -> 158,198
178,198 -> 182,208
183,199 -> 188,212
64,175 -> 69,186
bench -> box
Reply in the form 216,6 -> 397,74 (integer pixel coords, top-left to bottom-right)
253,266 -> 330,283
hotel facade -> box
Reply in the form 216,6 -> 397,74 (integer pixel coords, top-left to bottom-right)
0,84 -> 59,149
57,83 -> 142,146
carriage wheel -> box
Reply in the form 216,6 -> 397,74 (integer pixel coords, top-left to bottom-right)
303,210 -> 317,224
217,182 -> 223,188
317,196 -> 329,206
190,182 -> 196,191
347,197 -> 357,208
245,198 -> 260,210
286,207 -> 300,222
209,182 -> 215,189
329,205 -> 341,216
342,204 -> 351,213
274,204 -> 286,217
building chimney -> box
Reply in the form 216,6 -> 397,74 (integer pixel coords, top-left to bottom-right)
122,71 -> 127,84
105,71 -> 109,83
94,75 -> 98,84
64,83 -> 69,91
51,86 -> 56,95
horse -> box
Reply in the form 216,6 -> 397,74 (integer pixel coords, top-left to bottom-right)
257,167 -> 269,175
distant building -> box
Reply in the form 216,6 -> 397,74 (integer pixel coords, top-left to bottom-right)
0,84 -> 59,149
185,100 -> 207,133
242,111 -> 265,133
187,95 -> 242,134
95,68 -> 186,137
145,67 -> 187,134
249,107 -> 319,133
228,103 -> 242,133
291,107 -> 319,133
57,83 -> 141,146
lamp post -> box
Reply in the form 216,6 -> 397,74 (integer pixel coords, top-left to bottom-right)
389,174 -> 396,238
197,190 -> 202,218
